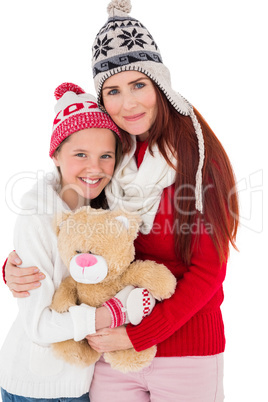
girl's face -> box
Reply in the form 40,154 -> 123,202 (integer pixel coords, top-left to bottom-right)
53,128 -> 116,210
102,71 -> 158,142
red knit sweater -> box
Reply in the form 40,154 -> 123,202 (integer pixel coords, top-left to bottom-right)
126,140 -> 226,357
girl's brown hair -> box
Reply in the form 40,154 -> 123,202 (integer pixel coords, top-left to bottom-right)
119,84 -> 239,266
90,132 -> 123,209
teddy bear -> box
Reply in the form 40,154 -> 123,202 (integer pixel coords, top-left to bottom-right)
50,206 -> 176,372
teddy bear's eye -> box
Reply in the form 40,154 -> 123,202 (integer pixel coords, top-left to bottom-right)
75,250 -> 82,254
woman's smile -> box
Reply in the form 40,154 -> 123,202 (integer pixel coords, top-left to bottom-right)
123,113 -> 146,122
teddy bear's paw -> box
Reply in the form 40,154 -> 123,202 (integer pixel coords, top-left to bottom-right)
147,267 -> 177,301
104,346 -> 156,373
50,291 -> 76,313
128,261 -> 177,301
52,339 -> 100,367
50,300 -> 75,313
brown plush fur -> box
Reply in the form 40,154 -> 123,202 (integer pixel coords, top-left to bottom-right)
50,206 -> 176,372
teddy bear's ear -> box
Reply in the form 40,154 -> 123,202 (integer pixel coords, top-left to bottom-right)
115,215 -> 129,230
115,213 -> 141,239
53,210 -> 73,235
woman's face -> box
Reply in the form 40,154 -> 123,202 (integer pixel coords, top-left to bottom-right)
53,128 -> 116,210
102,71 -> 158,141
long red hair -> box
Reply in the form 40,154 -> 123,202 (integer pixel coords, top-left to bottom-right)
119,84 -> 239,266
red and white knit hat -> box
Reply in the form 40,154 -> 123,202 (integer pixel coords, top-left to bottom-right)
49,82 -> 121,157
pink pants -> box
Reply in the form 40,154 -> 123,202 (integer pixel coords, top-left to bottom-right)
89,354 -> 224,401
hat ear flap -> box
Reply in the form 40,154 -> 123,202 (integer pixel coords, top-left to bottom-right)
53,210 -> 73,236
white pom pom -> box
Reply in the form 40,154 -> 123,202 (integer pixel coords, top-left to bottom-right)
107,0 -> 132,15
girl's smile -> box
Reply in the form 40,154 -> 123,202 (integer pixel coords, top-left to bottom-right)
80,177 -> 103,185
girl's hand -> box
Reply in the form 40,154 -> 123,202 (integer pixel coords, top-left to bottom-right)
5,251 -> 45,298
86,326 -> 133,353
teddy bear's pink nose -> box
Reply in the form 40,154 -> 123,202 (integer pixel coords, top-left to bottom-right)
75,253 -> 97,268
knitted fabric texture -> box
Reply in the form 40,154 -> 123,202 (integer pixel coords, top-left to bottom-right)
91,0 -> 205,213
49,82 -> 120,157
103,297 -> 126,328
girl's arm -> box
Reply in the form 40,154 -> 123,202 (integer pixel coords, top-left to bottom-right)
3,250 -> 112,330
8,220 -> 153,341
13,214 -> 99,345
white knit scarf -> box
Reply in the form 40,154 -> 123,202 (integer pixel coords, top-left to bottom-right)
105,136 -> 176,234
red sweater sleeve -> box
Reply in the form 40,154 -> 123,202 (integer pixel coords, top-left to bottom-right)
127,228 -> 226,352
2,258 -> 7,284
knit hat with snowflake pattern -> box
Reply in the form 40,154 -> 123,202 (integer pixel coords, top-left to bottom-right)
92,0 -> 205,213
49,82 -> 121,157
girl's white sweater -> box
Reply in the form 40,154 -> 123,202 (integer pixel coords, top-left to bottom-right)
0,171 -> 95,398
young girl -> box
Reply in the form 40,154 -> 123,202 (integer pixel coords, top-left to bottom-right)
0,82 -> 153,402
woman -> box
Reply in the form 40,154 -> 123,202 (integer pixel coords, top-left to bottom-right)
3,1 -> 239,401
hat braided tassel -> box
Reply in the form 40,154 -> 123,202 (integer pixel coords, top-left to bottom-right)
189,108 -> 205,214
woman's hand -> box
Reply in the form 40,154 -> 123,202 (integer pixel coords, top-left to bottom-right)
86,326 -> 133,353
5,251 -> 45,298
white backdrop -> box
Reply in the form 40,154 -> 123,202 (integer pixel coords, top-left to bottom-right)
0,1 -> 267,401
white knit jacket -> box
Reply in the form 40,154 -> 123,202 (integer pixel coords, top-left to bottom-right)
0,171 -> 95,398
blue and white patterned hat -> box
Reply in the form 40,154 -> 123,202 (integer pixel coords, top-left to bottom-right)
92,0 -> 191,116
92,0 -> 205,213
